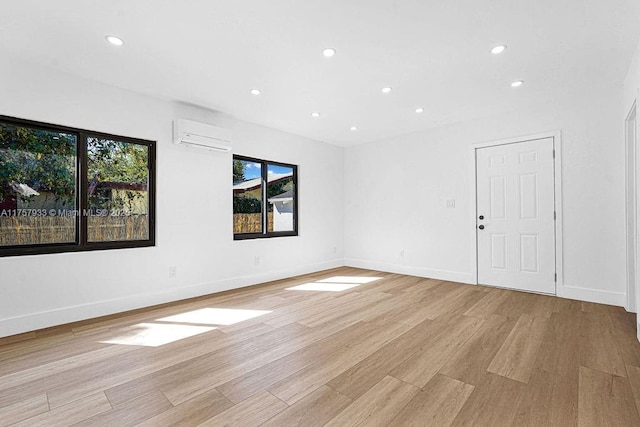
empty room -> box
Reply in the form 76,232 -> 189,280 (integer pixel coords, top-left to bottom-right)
2,0 -> 640,425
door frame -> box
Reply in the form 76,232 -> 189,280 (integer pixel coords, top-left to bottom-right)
626,101 -> 638,312
469,131 -> 564,295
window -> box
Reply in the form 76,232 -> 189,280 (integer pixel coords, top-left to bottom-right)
233,155 -> 297,239
0,115 -> 155,256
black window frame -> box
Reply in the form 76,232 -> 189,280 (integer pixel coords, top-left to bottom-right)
233,155 -> 298,240
0,115 -> 156,257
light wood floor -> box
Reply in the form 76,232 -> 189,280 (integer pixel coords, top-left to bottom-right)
2,267 -> 640,426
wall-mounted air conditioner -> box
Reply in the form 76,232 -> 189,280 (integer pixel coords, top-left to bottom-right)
173,119 -> 232,152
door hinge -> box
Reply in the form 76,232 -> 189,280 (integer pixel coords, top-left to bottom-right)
553,149 -> 556,159
554,211 -> 556,220
554,273 -> 557,282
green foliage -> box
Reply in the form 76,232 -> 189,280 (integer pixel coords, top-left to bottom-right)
87,138 -> 148,183
233,159 -> 245,183
233,196 -> 261,214
0,122 -> 76,203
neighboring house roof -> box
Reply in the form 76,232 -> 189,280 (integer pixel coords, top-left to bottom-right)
10,182 -> 40,197
233,173 -> 292,192
269,190 -> 294,203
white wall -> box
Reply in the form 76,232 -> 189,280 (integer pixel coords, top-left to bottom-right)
624,39 -> 640,124
344,89 -> 626,306
0,58 -> 344,338
623,37 -> 640,334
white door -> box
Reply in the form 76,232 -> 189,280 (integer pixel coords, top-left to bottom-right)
476,138 -> 556,294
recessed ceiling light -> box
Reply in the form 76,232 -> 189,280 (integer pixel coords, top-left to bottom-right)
105,35 -> 124,46
311,112 -> 321,118
250,89 -> 261,95
322,48 -> 336,58
511,80 -> 524,87
491,45 -> 507,54
381,87 -> 392,94
415,107 -> 424,114
350,126 -> 357,131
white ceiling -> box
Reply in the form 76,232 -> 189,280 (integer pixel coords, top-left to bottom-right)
2,0 -> 640,146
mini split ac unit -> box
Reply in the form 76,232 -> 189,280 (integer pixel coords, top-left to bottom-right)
173,119 -> 232,152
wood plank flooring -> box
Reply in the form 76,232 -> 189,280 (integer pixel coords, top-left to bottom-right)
1,267 -> 640,426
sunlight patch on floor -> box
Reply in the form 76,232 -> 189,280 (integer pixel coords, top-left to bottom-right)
286,282 -> 361,292
157,308 -> 271,326
286,275 -> 382,292
317,276 -> 382,284
100,323 -> 216,347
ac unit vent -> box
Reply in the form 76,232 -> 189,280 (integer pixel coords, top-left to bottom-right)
173,119 -> 232,152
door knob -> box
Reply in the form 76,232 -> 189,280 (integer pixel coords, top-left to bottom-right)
478,225 -> 485,230
479,215 -> 484,220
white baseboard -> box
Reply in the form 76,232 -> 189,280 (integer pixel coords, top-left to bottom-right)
558,285 -> 626,307
345,258 -> 628,308
0,259 -> 344,339
344,258 -> 475,284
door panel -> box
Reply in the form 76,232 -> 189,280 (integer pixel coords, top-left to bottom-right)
476,138 -> 555,294
520,234 -> 539,273
491,234 -> 507,269
519,174 -> 537,219
490,176 -> 506,219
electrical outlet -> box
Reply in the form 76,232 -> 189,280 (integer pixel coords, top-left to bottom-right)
169,266 -> 177,279
446,199 -> 456,208
254,256 -> 260,265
